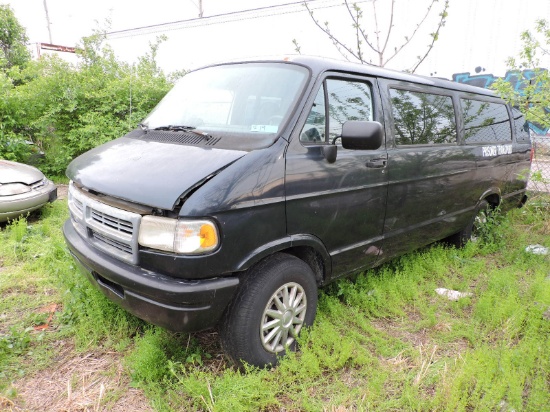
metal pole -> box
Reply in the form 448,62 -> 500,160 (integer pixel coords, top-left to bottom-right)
43,0 -> 53,44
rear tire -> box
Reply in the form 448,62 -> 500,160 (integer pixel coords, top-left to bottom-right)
446,200 -> 490,247
218,253 -> 318,368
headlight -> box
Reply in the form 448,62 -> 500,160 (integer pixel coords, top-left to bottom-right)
0,183 -> 31,196
138,216 -> 219,254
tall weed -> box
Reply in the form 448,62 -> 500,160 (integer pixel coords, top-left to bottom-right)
2,197 -> 549,410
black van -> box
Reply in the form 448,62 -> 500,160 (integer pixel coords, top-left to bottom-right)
63,56 -> 531,367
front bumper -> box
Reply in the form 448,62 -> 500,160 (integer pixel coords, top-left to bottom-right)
63,219 -> 239,332
0,179 -> 57,222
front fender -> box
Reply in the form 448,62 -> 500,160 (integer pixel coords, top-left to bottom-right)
236,234 -> 332,278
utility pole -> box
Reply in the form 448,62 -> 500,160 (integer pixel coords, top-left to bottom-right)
43,0 -> 53,43
198,0 -> 203,18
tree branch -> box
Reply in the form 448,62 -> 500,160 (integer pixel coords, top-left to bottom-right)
372,0 -> 383,66
303,1 -> 363,62
353,3 -> 363,62
344,0 -> 378,57
303,0 -> 448,70
381,0 -> 395,56
384,0 -> 442,67
410,0 -> 449,73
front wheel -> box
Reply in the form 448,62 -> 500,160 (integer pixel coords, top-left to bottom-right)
218,253 -> 318,368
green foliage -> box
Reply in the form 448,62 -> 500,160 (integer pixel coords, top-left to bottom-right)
125,328 -> 211,386
6,215 -> 28,243
492,18 -> 550,129
0,132 -> 31,161
168,365 -> 278,411
0,26 -> 175,174
472,205 -> 507,252
0,5 -> 31,72
2,198 -> 549,409
0,327 -> 33,374
156,203 -> 549,411
0,62 -> 32,162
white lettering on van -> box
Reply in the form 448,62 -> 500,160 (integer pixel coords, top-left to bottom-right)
481,144 -> 512,157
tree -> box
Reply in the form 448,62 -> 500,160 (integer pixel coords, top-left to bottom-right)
0,21 -> 174,173
301,0 -> 449,73
492,19 -> 550,130
0,4 -> 31,72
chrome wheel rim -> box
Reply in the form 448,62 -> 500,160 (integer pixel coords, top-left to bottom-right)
471,211 -> 488,242
260,282 -> 307,353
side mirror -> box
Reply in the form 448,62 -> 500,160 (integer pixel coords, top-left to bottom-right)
341,121 -> 384,150
322,145 -> 337,163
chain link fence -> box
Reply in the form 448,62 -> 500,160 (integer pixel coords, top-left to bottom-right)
528,135 -> 550,193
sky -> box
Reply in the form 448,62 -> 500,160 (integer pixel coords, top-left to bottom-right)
3,0 -> 550,79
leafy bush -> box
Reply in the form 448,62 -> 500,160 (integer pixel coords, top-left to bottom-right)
0,132 -> 31,162
0,30 -> 177,175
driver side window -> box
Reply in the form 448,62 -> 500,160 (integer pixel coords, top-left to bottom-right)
300,78 -> 374,144
300,86 -> 326,143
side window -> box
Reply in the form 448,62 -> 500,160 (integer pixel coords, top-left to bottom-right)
511,107 -> 531,142
326,79 -> 374,142
300,78 -> 374,144
390,89 -> 456,145
300,87 -> 326,143
461,99 -> 512,143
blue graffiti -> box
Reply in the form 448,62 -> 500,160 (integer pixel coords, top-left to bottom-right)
452,69 -> 549,135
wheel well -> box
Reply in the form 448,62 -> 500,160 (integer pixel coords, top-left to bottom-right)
283,246 -> 326,285
484,194 -> 501,209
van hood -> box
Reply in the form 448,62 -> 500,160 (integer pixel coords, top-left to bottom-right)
67,137 -> 246,210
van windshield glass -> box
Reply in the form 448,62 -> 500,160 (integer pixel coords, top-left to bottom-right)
142,63 -> 309,138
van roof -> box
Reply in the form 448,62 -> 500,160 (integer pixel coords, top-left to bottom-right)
203,55 -> 497,98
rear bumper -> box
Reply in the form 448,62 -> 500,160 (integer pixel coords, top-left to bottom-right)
63,219 -> 239,331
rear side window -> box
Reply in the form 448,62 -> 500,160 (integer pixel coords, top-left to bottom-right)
389,89 -> 456,145
511,107 -> 531,142
461,99 -> 512,143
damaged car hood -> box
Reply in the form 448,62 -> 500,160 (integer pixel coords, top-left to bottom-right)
66,137 -> 246,210
0,160 -> 44,185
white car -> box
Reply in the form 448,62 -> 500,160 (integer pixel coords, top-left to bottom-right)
0,160 -> 57,222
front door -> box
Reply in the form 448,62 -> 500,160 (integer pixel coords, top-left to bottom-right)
285,75 -> 388,279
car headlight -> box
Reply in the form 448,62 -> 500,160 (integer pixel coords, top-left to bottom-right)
138,216 -> 219,254
0,183 -> 32,196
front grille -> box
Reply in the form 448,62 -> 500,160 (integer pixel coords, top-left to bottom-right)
90,209 -> 133,235
68,182 -> 141,264
74,198 -> 84,214
91,230 -> 133,255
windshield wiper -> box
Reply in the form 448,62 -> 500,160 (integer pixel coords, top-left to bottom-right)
153,125 -> 195,132
153,125 -> 213,141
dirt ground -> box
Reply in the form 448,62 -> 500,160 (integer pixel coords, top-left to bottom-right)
3,186 -> 153,412
56,185 -> 68,201
6,340 -> 153,412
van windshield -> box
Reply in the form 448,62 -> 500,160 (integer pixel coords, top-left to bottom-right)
142,63 -> 309,142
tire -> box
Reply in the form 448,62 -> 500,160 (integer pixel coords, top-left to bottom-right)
446,200 -> 490,247
218,253 -> 318,368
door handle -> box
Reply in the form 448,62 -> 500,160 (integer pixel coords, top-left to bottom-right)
366,158 -> 387,168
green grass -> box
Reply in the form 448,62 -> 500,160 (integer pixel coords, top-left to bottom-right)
1,196 -> 549,411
